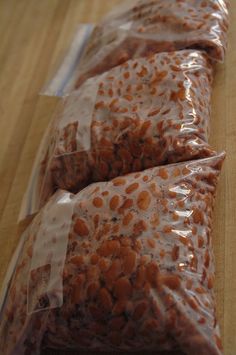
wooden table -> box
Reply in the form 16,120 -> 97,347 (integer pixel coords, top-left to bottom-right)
0,1 -> 235,354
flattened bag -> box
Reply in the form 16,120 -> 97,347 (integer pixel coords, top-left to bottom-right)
21,50 -> 214,219
74,0 -> 229,88
0,153 -> 225,355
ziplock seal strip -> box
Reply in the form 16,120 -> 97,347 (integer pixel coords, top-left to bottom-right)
18,119 -> 56,222
41,24 -> 95,97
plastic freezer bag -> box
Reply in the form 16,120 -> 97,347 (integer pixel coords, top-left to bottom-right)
20,50 -> 214,220
1,153 -> 225,354
72,0 -> 229,89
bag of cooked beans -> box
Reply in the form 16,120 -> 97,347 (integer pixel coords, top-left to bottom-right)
41,0 -> 229,96
1,153 -> 225,355
72,0 -> 229,89
19,49 -> 214,220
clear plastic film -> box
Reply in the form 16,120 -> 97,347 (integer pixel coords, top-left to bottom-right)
20,49 -> 215,221
0,153 -> 225,354
0,191 -> 75,355
70,0 -> 229,90
41,24 -> 95,97
18,102 -> 64,222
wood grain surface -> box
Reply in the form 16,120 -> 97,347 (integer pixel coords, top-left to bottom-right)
0,1 -> 235,354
